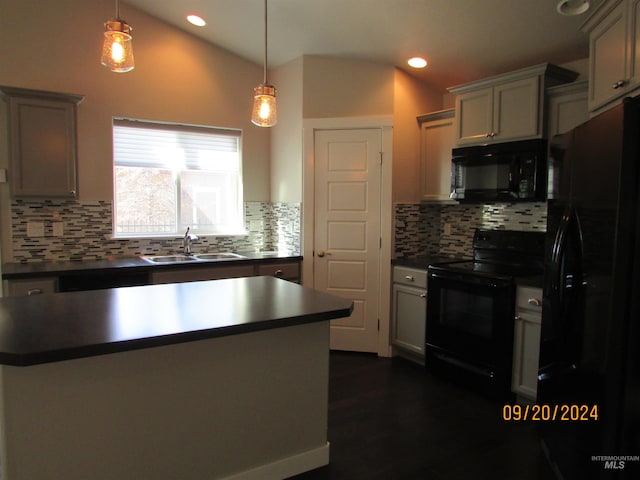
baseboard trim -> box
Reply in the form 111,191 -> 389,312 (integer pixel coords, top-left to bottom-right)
222,442 -> 330,480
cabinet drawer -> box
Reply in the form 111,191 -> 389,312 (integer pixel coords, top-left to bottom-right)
6,277 -> 58,296
393,266 -> 427,288
516,286 -> 543,313
257,262 -> 300,280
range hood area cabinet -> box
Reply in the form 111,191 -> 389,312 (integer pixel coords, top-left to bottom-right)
581,0 -> 640,113
417,109 -> 456,203
448,63 -> 578,147
0,86 -> 84,198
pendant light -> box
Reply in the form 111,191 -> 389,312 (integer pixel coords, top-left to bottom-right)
251,0 -> 277,127
101,0 -> 135,73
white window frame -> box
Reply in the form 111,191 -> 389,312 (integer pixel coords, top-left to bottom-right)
112,118 -> 244,238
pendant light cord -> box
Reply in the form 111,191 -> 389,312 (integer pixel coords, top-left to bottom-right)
263,0 -> 268,84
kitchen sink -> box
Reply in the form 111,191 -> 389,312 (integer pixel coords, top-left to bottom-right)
194,252 -> 246,260
140,252 -> 246,264
141,254 -> 200,264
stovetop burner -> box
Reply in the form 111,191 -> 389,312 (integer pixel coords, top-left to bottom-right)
429,259 -> 543,280
430,229 -> 545,280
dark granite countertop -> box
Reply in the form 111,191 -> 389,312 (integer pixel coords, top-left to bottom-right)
2,251 -> 302,279
0,276 -> 352,366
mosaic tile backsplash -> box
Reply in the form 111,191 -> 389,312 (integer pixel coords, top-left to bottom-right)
10,200 -> 300,263
394,202 -> 547,258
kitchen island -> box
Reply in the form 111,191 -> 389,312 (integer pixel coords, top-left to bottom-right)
0,276 -> 353,480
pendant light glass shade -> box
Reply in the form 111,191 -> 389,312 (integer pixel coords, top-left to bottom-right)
251,0 -> 277,127
251,84 -> 277,127
101,1 -> 134,73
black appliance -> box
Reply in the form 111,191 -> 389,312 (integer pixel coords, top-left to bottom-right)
538,97 -> 640,479
450,139 -> 547,202
426,229 -> 545,399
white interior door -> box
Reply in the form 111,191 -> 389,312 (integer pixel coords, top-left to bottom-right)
314,128 -> 381,352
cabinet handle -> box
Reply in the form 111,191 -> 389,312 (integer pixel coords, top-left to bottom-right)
70,190 -> 77,196
404,275 -> 414,281
27,288 -> 43,295
528,298 -> 542,307
612,80 -> 626,89
420,293 -> 427,298
486,132 -> 497,138
274,269 -> 283,277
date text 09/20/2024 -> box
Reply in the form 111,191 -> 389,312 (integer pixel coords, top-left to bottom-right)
502,404 -> 599,422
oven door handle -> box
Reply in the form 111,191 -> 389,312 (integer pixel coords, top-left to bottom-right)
428,271 -> 510,288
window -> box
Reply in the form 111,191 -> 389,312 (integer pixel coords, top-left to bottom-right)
113,119 -> 244,237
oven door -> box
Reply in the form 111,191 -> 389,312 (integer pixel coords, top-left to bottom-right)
426,269 -> 515,378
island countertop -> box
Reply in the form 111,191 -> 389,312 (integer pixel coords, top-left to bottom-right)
0,275 -> 353,366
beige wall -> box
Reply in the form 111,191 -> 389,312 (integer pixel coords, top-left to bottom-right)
302,56 -> 395,118
271,57 -> 304,203
0,0 -> 270,202
392,69 -> 443,202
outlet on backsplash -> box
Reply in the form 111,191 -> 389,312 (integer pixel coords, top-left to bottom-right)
26,221 -> 45,237
52,222 -> 64,237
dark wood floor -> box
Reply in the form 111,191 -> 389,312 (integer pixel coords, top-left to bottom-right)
290,351 -> 557,480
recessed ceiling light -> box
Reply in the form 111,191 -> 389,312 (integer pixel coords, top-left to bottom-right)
187,14 -> 206,27
556,0 -> 590,16
408,57 -> 428,69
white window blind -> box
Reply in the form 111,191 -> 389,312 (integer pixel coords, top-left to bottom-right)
112,118 -> 244,237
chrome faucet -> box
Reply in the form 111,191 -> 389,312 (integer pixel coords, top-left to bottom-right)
182,227 -> 198,254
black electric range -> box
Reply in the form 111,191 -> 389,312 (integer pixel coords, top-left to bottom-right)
425,229 -> 545,399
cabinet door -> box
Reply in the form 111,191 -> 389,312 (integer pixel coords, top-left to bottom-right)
512,311 -> 542,400
1,89 -> 83,198
420,113 -> 455,202
391,283 -> 427,356
547,83 -> 589,137
588,0 -> 628,110
454,87 -> 493,145
493,76 -> 541,141
628,0 -> 640,89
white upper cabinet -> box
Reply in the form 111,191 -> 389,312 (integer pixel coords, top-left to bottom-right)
417,109 -> 455,203
448,64 -> 578,146
0,86 -> 83,198
582,0 -> 640,113
546,81 -> 589,137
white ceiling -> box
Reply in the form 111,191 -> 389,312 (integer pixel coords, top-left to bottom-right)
123,0 -> 600,92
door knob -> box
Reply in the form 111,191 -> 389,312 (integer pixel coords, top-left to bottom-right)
317,250 -> 331,257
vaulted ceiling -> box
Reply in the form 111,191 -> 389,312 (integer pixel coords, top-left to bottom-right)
124,0 -> 600,91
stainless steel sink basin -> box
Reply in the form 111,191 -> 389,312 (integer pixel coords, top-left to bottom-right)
140,252 -> 246,264
141,254 -> 199,264
194,252 -> 246,260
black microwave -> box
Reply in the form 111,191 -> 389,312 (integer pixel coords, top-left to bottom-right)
450,139 -> 547,202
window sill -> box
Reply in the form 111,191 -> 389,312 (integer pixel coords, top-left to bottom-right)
110,230 -> 250,240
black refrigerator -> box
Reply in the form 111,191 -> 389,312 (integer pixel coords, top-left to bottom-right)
538,96 -> 640,479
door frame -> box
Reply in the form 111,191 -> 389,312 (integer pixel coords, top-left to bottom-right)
302,116 -> 393,357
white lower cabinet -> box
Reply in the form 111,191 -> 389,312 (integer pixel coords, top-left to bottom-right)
512,286 -> 543,401
392,266 -> 427,363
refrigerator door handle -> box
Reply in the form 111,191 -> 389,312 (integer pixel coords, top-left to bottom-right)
549,207 -> 573,320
